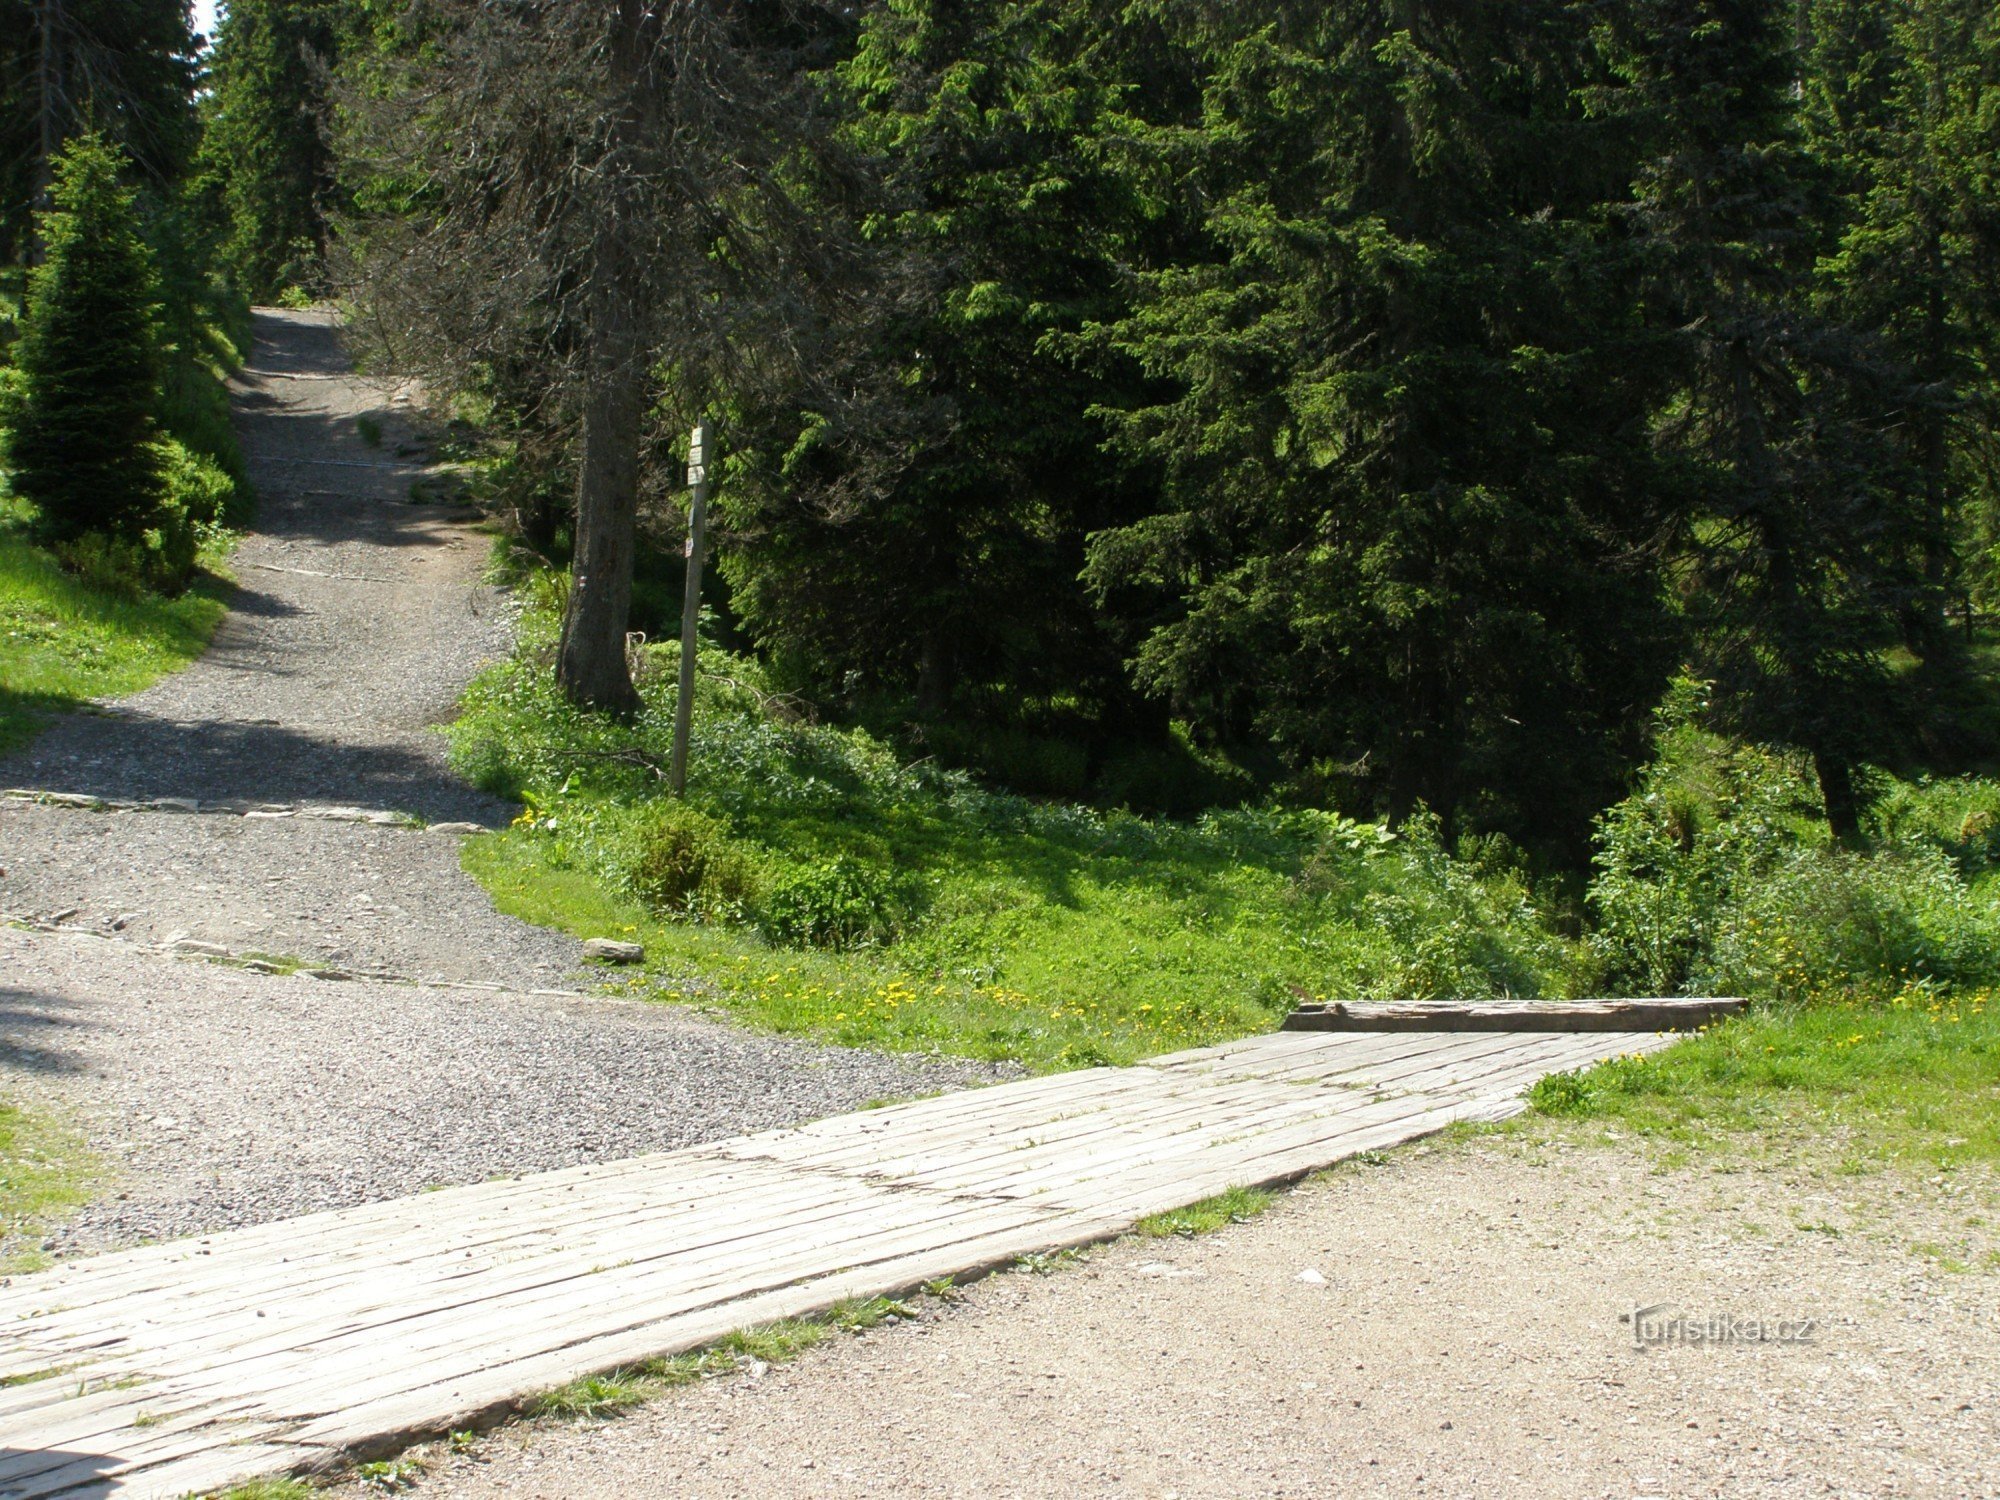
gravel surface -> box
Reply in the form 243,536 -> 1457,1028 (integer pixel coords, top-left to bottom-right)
0,308 -> 537,984
0,310 -> 1011,1261
3,309 -> 508,819
0,802 -> 577,985
2,925 -> 1004,1257
341,1133 -> 2000,1500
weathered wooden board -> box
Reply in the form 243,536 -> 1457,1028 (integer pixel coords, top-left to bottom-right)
1281,997 -> 1747,1033
0,1027 -> 1682,1499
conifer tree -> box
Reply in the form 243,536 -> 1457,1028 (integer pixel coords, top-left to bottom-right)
0,0 -> 201,261
197,0 -> 348,298
1089,0 -> 1675,851
11,133 -> 162,541
719,0 -> 1163,727
1805,0 -> 2000,638
1615,0 -> 1927,839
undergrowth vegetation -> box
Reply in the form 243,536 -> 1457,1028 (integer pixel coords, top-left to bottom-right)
452,577 -> 2000,1075
0,498 -> 231,752
455,588 -> 1600,1070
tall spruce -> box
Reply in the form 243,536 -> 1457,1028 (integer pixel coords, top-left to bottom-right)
1090,1 -> 1674,853
1805,0 -> 2000,640
196,0 -> 348,298
1613,0 -> 1927,839
11,133 -> 162,540
718,0 -> 1162,731
0,0 -> 201,261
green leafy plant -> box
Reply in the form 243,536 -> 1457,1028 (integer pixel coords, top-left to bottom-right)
758,857 -> 898,951
627,802 -> 759,921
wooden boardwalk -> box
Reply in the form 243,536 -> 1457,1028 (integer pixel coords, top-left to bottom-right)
0,1026 -> 1680,1499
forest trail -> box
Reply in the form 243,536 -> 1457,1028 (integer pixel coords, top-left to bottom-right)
0,312 -> 1007,1257
0,309 -> 558,983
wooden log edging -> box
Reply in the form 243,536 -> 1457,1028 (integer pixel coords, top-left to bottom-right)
1281,997 -> 1747,1034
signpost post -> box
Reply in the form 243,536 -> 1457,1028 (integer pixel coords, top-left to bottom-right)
668,423 -> 710,798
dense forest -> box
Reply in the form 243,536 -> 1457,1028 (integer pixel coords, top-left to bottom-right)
4,2 -> 2000,1048
233,0 -> 2000,861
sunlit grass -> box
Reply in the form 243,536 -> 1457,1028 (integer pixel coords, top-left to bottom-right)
0,1102 -> 95,1273
0,507 -> 231,753
1134,1185 -> 1275,1237
1528,984 -> 2000,1167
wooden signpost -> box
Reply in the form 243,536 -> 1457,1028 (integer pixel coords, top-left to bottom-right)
669,423 -> 710,798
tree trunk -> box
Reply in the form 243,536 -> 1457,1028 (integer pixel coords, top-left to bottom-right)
554,0 -> 650,715
556,315 -> 645,714
31,0 -> 65,265
914,628 -> 954,718
1813,748 -> 1862,845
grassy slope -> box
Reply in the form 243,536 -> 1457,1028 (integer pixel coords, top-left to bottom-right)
453,592 -> 1578,1070
0,508 -> 231,754
1529,987 -> 2000,1169
465,807 -> 1420,1071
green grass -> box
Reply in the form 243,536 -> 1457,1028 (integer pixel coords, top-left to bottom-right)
1133,1185 -> 1275,1237
526,1297 -> 911,1420
215,1482 -> 316,1500
0,1103 -> 95,1272
0,510 -> 231,753
452,588 -> 1582,1071
1527,986 -> 2000,1167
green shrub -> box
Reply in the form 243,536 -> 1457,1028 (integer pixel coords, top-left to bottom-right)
1589,682 -> 1827,992
1703,845 -> 2000,1001
1359,812 -> 1580,1000
1874,776 -> 2000,878
628,803 -> 760,920
760,857 -> 898,951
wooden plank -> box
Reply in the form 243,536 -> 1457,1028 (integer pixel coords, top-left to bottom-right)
1281,997 -> 1746,1033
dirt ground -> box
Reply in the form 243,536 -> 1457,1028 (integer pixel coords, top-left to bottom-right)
338,1128 -> 1999,1500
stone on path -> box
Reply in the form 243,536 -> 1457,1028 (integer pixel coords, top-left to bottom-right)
583,938 -> 646,965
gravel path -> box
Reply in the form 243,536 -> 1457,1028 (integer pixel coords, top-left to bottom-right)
341,1132 -> 1999,1500
0,311 -> 1010,1260
0,309 -> 543,980
2,927 -> 1001,1259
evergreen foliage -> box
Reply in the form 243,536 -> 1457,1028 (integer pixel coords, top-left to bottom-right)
1614,0 -> 1929,841
1087,1 -> 1677,855
721,0 -> 1166,738
0,0 -> 201,261
196,0 -> 349,298
9,134 -> 162,542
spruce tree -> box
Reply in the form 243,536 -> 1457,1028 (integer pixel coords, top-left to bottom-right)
1614,0 -> 1927,839
0,0 -> 201,261
11,133 -> 163,542
197,0 -> 348,298
1089,0 -> 1674,853
719,0 -> 1163,728
1806,0 -> 2000,644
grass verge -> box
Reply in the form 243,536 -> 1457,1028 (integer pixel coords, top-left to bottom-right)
0,509 -> 233,754
451,585 -> 1589,1071
0,1102 -> 95,1273
1528,986 -> 2000,1168
1133,1185 -> 1275,1238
